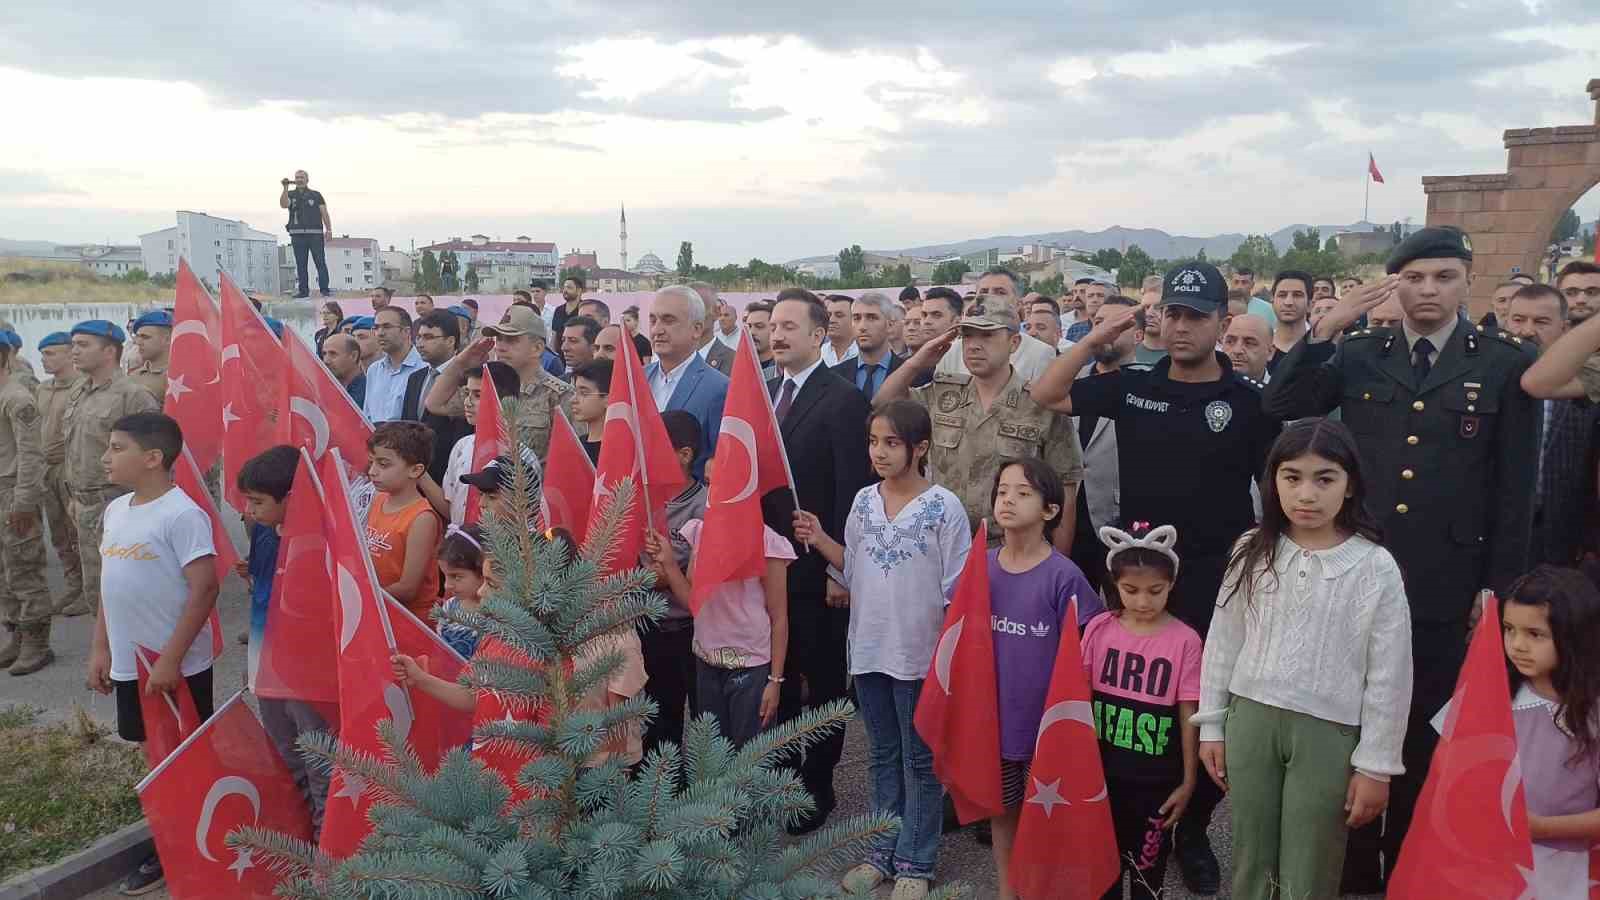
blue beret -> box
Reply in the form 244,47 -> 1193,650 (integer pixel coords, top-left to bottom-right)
338,316 -> 360,331
130,310 -> 174,332
38,332 -> 70,351
352,316 -> 376,331
71,320 -> 127,343
0,331 -> 19,350
1386,226 -> 1473,275
263,317 -> 286,339
446,305 -> 473,322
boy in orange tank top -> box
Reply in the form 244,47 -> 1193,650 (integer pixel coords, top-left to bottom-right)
365,422 -> 442,621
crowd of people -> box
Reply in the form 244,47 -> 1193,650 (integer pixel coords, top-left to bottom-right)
8,223 -> 1600,898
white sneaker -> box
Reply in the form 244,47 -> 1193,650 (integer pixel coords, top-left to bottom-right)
890,877 -> 930,900
842,863 -> 886,893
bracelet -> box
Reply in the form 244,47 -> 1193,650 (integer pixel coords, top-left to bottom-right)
767,675 -> 785,684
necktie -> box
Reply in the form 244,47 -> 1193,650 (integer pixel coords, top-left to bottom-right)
862,364 -> 884,400
775,379 -> 797,421
1411,337 -> 1434,383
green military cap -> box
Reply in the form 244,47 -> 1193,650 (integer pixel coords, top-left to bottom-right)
1386,226 -> 1473,274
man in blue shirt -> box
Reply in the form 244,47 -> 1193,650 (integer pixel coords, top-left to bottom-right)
361,306 -> 424,422
319,333 -> 367,407
829,291 -> 901,401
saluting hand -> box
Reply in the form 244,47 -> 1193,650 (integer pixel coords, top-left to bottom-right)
1082,303 -> 1139,347
454,337 -> 496,371
1313,275 -> 1400,341
908,326 -> 958,371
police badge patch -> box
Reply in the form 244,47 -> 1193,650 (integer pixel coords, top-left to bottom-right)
1205,400 -> 1233,433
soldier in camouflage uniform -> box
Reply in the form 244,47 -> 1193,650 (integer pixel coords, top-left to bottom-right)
878,302 -> 1083,550
0,332 -> 52,675
127,310 -> 173,402
425,305 -> 574,461
35,333 -> 83,615
62,321 -> 160,619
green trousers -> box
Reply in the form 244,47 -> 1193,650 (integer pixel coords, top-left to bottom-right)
1225,696 -> 1360,900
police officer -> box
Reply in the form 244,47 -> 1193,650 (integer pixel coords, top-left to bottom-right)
35,333 -> 83,616
0,331 -> 49,675
1263,226 -> 1537,891
128,310 -> 173,403
62,321 -> 161,621
1034,261 -> 1281,893
877,302 -> 1083,551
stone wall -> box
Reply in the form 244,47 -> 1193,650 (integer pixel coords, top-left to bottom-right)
1423,78 -> 1600,316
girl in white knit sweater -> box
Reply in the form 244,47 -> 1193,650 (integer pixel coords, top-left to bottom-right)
1194,418 -> 1413,900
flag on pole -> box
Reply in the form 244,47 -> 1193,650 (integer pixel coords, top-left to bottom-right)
135,692 -> 312,900
1008,598 -> 1121,900
464,365 -> 507,525
283,329 -> 373,471
164,259 -> 223,472
384,595 -> 473,770
1368,152 -> 1385,184
687,329 -> 794,613
541,409 -> 596,534
134,645 -> 203,770
218,273 -> 286,512
173,445 -> 231,660
1389,593 -> 1536,898
914,521 -> 1004,824
251,448 -> 339,704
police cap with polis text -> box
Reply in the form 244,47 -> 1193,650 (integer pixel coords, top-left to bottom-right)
1385,226 -> 1473,275
38,331 -> 70,351
1161,262 -> 1227,313
71,320 -> 127,343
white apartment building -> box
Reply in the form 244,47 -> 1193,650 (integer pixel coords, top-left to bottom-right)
418,235 -> 558,283
140,211 -> 279,294
323,237 -> 381,290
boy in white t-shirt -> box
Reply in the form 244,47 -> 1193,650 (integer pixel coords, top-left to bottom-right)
85,412 -> 218,896
436,362 -> 531,525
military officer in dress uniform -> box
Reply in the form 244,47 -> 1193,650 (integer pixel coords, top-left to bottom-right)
1264,226 -> 1538,891
877,302 -> 1083,551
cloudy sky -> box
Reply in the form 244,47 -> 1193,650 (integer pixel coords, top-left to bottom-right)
2,1 -> 1599,266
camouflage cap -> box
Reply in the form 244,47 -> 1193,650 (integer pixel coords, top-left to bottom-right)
958,301 -> 1021,333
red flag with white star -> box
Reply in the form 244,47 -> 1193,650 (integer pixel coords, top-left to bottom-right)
1389,594 -> 1536,899
218,273 -> 286,512
135,692 -> 312,900
1008,598 -> 1119,900
164,259 -> 223,472
134,644 -> 202,770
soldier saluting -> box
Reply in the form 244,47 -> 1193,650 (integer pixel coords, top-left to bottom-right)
1263,226 -> 1537,891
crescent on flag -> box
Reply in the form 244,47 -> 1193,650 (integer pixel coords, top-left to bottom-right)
290,396 -> 332,459
195,776 -> 261,862
932,616 -> 964,694
715,417 -> 760,504
336,564 -> 362,652
1035,700 -> 1106,801
383,682 -> 414,745
171,320 -> 212,345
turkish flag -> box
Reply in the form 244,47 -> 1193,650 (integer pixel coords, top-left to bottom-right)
540,409 -> 595,534
1369,152 -> 1385,184
252,449 -> 339,704
135,692 -> 312,900
134,645 -> 202,770
164,259 -> 223,472
464,364 -> 507,525
1389,594 -> 1536,898
219,272 -> 287,512
316,448 -> 407,859
914,521 -> 1004,824
688,330 -> 793,613
385,595 -> 473,769
1008,598 -> 1120,900
468,634 -> 553,805
173,445 -> 231,660
284,329 -> 373,472
585,323 -> 685,573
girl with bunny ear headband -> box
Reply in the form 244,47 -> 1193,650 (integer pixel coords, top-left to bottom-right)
1099,521 -> 1181,580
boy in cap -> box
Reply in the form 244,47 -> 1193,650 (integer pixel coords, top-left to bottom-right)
1263,225 -> 1537,890
128,309 -> 173,402
0,330 -> 50,675
36,332 -> 83,616
61,321 -> 161,619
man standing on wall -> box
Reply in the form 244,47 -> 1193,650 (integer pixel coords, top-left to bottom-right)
279,169 -> 332,299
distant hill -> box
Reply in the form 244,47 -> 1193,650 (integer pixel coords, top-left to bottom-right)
787,222 -> 1392,266
0,238 -> 59,257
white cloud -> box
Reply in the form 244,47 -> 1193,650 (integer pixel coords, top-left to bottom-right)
1107,39 -> 1313,80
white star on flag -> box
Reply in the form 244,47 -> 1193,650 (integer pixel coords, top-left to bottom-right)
1025,777 -> 1068,817
227,847 -> 255,880
222,402 -> 241,429
333,772 -> 366,807
165,374 -> 192,402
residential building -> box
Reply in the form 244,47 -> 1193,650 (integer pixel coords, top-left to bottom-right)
562,249 -> 599,270
15,244 -> 142,276
380,247 -> 414,283
140,210 -> 278,294
633,251 -> 668,276
467,259 -> 539,293
419,235 -> 558,283
961,248 -> 1001,271
584,267 -> 654,292
795,260 -> 840,280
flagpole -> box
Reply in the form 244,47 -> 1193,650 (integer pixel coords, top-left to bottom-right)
1363,154 -> 1370,224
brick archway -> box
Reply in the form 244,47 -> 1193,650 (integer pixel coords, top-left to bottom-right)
1422,77 -> 1600,316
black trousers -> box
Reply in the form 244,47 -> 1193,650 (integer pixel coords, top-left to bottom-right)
1172,551 -> 1230,837
1104,777 -> 1178,900
290,232 -> 330,297
776,599 -> 851,813
640,619 -> 697,758
1342,618 -> 1466,888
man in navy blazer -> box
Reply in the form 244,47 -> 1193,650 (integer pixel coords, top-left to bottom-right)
644,285 -> 729,480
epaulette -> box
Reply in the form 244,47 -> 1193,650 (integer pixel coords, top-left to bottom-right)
932,372 -> 973,386
1490,329 -> 1536,355
1344,328 -> 1381,341
1124,363 -> 1155,372
1234,373 -> 1266,391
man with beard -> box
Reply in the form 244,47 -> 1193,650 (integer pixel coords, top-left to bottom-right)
1267,270 -> 1312,375
831,292 -> 901,402
1558,259 -> 1600,324
1035,263 -> 1281,894
320,333 -> 367,406
1220,312 -> 1273,384
820,294 -> 858,367
742,301 -> 780,381
362,306 -> 425,423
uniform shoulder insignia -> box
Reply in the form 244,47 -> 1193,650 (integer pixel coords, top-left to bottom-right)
1124,363 -> 1154,372
1345,329 -> 1379,341
1234,374 -> 1265,391
1476,324 -> 1486,333
932,372 -> 973,386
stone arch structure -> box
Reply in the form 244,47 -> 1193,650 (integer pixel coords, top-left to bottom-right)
1422,78 -> 1600,316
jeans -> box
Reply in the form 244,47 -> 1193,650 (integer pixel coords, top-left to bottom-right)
290,232 -> 330,297
854,672 -> 942,880
695,660 -> 769,747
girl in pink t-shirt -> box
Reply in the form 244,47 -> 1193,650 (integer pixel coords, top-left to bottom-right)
1080,522 -> 1201,900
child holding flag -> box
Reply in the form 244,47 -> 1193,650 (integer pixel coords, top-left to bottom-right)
1195,419 -> 1412,900
794,400 -> 970,899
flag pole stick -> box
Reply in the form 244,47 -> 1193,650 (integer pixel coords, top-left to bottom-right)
1364,158 -> 1371,224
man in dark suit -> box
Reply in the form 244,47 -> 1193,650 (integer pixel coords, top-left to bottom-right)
761,287 -> 873,835
689,282 -> 738,375
402,310 -> 470,483
830,291 -> 903,402
645,286 -> 729,481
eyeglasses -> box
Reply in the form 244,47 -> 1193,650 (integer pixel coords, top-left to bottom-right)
1562,287 -> 1600,299
574,388 -> 609,399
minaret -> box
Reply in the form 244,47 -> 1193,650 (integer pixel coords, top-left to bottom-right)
619,203 -> 628,272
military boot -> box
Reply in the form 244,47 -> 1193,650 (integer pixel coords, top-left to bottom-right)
9,621 -> 54,676
0,623 -> 18,668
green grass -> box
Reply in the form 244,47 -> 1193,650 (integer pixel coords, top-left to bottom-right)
0,705 -> 147,882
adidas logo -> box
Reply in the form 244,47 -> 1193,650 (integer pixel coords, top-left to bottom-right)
991,616 -> 1051,638
1030,621 -> 1052,638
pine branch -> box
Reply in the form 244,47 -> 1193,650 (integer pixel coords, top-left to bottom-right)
731,698 -> 855,772
333,851 -> 483,900
297,730 -> 415,810
459,656 -> 553,709
578,477 -> 637,573
776,812 -> 898,880
225,826 -> 330,883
